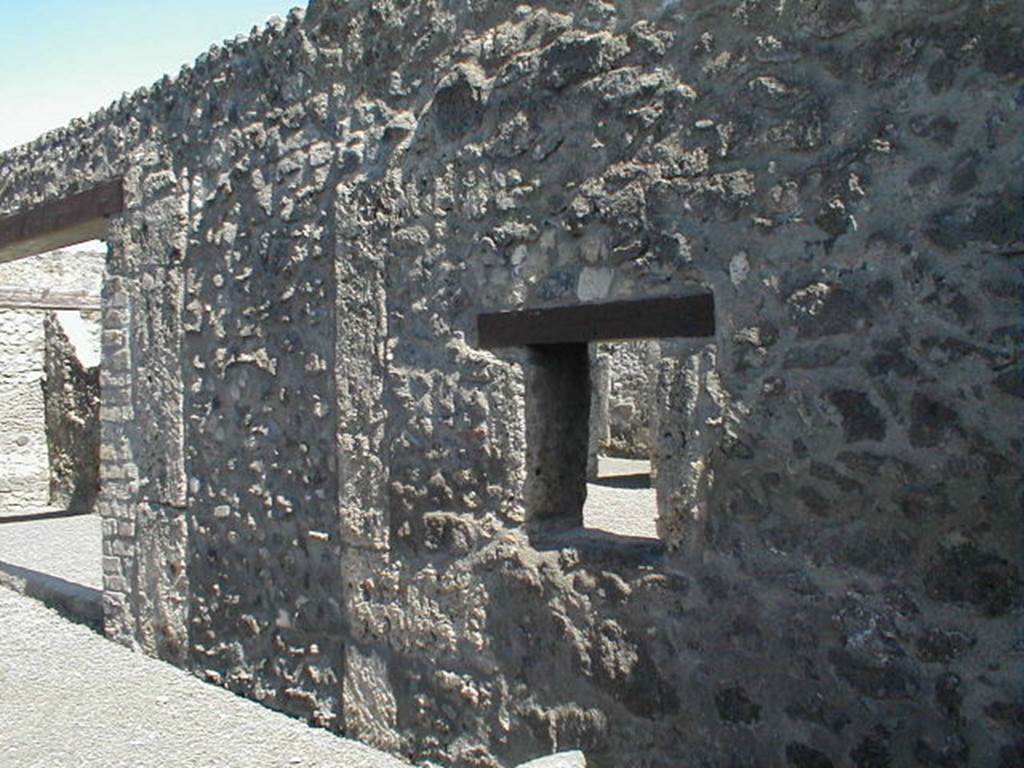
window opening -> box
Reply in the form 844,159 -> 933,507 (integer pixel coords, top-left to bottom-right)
480,294 -> 715,543
522,340 -> 659,540
584,341 -> 658,539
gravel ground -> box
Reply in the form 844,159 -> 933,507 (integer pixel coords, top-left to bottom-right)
0,588 -> 409,768
0,513 -> 102,589
583,457 -> 657,539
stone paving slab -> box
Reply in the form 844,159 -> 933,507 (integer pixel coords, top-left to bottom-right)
0,588 -> 411,768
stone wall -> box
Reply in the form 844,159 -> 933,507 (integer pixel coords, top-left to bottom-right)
0,250 -> 103,517
0,2 -> 1021,767
590,341 -> 659,464
43,311 -> 101,513
0,308 -> 49,515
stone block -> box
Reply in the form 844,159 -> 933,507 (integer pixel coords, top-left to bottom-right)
516,752 -> 587,768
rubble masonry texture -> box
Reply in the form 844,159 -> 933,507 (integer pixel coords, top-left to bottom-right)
0,1 -> 1021,766
43,310 -> 102,514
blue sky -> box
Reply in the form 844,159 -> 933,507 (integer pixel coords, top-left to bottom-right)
0,0 -> 296,151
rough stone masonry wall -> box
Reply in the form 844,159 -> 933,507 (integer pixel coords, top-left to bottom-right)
319,1 -> 1024,765
43,311 -> 101,513
0,7 -> 351,723
0,2 -> 1022,768
0,250 -> 103,517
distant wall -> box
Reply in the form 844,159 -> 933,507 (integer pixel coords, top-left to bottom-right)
0,308 -> 49,515
591,341 -> 659,462
43,311 -> 101,513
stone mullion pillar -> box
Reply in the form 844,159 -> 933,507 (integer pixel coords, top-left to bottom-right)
587,349 -> 611,481
653,344 -> 720,555
98,272 -> 138,647
645,341 -> 662,480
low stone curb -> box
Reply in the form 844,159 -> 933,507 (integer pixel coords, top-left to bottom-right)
0,558 -> 103,631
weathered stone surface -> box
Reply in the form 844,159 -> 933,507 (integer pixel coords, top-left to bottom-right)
0,1 -> 1021,766
909,393 -> 962,448
43,312 -> 100,513
923,541 -> 1020,616
850,732 -> 892,768
826,389 -> 887,443
915,626 -> 976,664
786,742 -> 835,768
589,341 -> 658,463
716,684 -> 762,724
0,310 -> 51,514
433,64 -> 488,143
787,284 -> 870,339
994,367 -> 1024,399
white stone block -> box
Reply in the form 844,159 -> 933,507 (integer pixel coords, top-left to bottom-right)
516,751 -> 587,768
577,267 -> 613,302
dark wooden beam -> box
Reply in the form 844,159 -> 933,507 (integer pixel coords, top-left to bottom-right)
0,179 -> 123,264
478,293 -> 715,348
0,287 -> 101,311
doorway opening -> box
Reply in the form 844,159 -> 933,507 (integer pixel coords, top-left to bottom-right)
0,179 -> 124,626
0,242 -> 104,520
0,240 -> 106,618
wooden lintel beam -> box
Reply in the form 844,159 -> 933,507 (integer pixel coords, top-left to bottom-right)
0,287 -> 101,311
478,293 -> 716,348
0,179 -> 123,265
